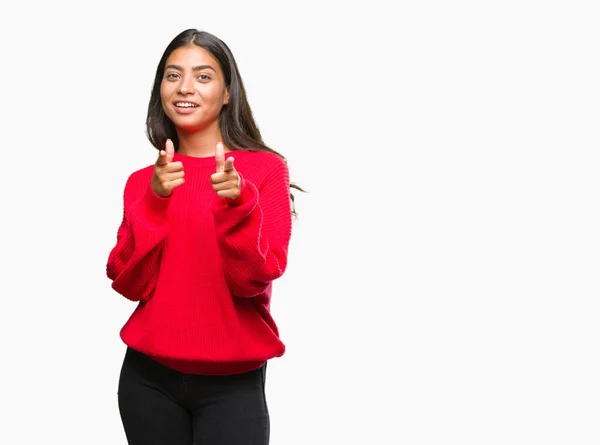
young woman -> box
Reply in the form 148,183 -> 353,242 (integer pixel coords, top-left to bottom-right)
106,28 -> 297,445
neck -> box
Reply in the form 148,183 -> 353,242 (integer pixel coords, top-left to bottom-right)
176,121 -> 230,157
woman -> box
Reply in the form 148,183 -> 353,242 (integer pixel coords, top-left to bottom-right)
106,28 -> 297,445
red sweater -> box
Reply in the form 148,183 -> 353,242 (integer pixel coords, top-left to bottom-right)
106,150 -> 292,375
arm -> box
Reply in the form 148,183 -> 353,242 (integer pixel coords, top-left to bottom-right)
212,157 -> 292,298
106,175 -> 171,302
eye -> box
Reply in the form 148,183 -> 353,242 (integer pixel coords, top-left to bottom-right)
165,73 -> 180,80
197,74 -> 211,81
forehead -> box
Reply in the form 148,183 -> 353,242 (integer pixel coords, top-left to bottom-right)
165,45 -> 220,70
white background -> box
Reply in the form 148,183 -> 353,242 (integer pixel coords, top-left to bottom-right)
1,1 -> 599,444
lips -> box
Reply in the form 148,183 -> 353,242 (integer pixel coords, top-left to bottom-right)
174,101 -> 199,107
173,101 -> 199,114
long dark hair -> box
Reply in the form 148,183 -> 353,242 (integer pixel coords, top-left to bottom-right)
146,29 -> 304,214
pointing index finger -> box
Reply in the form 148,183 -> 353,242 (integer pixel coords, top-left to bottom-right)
156,150 -> 168,166
156,139 -> 175,167
215,142 -> 225,172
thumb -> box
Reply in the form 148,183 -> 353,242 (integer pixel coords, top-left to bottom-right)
223,156 -> 235,172
165,139 -> 175,163
215,142 -> 225,172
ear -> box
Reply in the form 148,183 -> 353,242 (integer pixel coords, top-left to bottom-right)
223,87 -> 230,105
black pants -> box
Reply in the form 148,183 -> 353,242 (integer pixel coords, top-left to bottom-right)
117,347 -> 270,445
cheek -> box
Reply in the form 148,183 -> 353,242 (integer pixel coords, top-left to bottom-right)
160,81 -> 175,99
159,86 -> 173,113
159,85 -> 168,102
204,89 -> 227,108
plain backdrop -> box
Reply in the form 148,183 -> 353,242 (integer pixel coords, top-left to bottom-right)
0,1 -> 599,444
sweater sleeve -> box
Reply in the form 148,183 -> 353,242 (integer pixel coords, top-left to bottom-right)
212,156 -> 292,298
106,174 -> 171,302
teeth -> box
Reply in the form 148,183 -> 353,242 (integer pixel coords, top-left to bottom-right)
175,102 -> 198,107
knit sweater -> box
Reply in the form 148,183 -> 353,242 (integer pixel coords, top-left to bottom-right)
106,150 -> 292,375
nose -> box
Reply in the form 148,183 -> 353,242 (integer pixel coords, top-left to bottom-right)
178,76 -> 194,95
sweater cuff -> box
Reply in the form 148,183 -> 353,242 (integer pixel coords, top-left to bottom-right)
141,182 -> 171,224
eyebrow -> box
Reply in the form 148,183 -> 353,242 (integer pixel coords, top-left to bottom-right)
165,64 -> 216,72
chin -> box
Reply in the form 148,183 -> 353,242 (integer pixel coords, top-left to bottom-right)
168,114 -> 200,128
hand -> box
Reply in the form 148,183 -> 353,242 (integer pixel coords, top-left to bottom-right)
151,139 -> 185,197
211,142 -> 240,199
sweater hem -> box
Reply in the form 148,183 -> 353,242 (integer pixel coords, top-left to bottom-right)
150,355 -> 267,375
121,337 -> 281,376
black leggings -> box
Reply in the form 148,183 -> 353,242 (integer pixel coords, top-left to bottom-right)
117,347 -> 269,445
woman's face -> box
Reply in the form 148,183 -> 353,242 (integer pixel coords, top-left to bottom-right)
160,45 -> 229,132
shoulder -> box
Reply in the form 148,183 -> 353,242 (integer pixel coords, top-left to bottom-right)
126,164 -> 154,185
233,150 -> 289,179
122,164 -> 154,200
